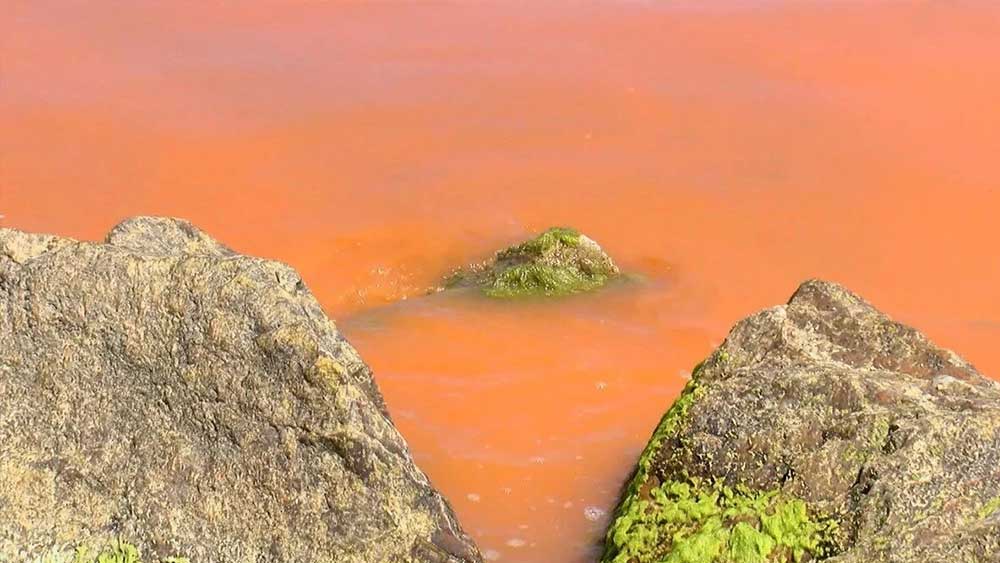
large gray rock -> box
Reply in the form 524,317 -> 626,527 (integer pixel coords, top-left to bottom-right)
0,217 -> 481,563
602,280 -> 1000,563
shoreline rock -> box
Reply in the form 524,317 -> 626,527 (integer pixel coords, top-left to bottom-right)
442,227 -> 620,298
0,217 -> 482,563
601,280 -> 1000,563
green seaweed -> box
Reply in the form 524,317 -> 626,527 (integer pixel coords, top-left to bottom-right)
495,226 -> 581,260
483,227 -> 616,298
728,522 -> 775,563
601,362 -> 838,563
601,379 -> 704,561
604,477 -> 838,563
440,226 -> 619,298
628,379 -> 705,499
484,262 -> 608,298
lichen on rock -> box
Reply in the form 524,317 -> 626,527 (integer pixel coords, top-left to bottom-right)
0,217 -> 482,563
443,227 -> 620,298
34,539 -> 188,563
602,280 -> 1000,563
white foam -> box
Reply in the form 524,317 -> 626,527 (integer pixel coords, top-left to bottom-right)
584,506 -> 607,522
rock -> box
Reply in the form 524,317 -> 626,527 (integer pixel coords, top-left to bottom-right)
442,227 -> 619,298
0,217 -> 482,563
601,280 -> 1000,563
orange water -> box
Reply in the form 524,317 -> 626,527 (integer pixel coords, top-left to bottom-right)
3,2 -> 1000,561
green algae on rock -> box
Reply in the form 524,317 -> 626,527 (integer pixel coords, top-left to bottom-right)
602,280 -> 1000,563
0,217 -> 481,563
35,540 -> 188,563
607,478 -> 837,563
603,378 -> 837,563
443,227 -> 620,298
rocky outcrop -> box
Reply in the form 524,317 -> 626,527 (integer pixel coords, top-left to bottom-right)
442,227 -> 619,298
0,217 -> 481,563
602,280 -> 1000,563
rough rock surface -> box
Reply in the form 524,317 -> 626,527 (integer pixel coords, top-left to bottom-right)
602,280 -> 1000,563
442,227 -> 619,298
0,217 -> 481,563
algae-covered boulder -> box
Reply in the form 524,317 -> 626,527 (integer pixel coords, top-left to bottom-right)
602,280 -> 1000,563
0,217 -> 481,563
443,227 -> 619,298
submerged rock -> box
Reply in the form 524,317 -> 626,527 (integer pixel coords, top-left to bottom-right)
444,227 -> 619,298
0,217 -> 481,563
602,280 -> 1000,563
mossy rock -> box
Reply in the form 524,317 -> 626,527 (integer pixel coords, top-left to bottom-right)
444,227 -> 620,298
602,280 -> 1000,563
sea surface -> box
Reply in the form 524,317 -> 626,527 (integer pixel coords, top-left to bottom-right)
3,2 -> 1000,561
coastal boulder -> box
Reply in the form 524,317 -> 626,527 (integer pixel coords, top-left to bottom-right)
602,280 -> 1000,563
0,217 -> 482,563
443,227 -> 619,298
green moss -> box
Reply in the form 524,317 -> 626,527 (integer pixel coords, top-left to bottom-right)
483,227 -> 616,298
441,226 -> 619,298
601,363 -> 838,563
484,262 -> 608,298
639,380 -> 703,487
729,522 -> 775,563
869,418 -> 890,449
89,541 -> 140,563
603,478 -> 837,563
37,540 -> 189,563
601,380 -> 704,562
979,495 -> 1000,519
495,227 -> 581,259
